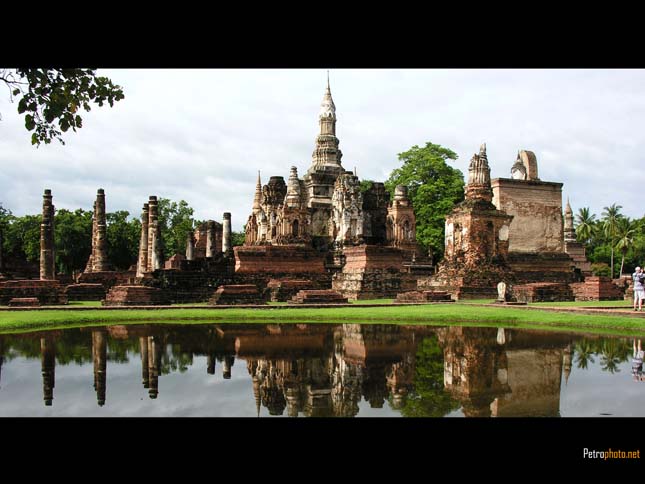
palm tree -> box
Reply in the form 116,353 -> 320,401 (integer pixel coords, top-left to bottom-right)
601,204 -> 623,278
615,217 -> 637,277
575,207 -> 596,245
574,339 -> 596,370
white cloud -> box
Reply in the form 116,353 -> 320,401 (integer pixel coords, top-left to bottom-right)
1,68 -> 644,231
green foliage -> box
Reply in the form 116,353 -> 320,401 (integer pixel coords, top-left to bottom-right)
54,208 -> 92,274
157,198 -> 195,260
591,262 -> 611,277
231,231 -> 245,247
575,207 -> 596,245
107,211 -> 140,270
385,142 -> 464,259
1,68 -> 124,146
359,179 -> 375,194
2,214 -> 40,262
398,336 -> 460,417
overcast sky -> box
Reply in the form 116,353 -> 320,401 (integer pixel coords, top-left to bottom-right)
1,69 -> 643,231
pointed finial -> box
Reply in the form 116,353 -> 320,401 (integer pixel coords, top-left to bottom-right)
327,70 -> 330,90
480,142 -> 487,155
354,166 -> 357,176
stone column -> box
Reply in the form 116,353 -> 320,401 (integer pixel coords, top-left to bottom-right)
92,189 -> 109,272
40,189 -> 56,281
92,330 -> 107,406
147,196 -> 162,271
186,230 -> 195,261
84,201 -> 96,273
136,203 -> 149,277
223,212 -> 232,256
206,221 -> 215,258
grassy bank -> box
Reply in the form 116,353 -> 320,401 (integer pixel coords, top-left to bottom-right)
0,302 -> 644,337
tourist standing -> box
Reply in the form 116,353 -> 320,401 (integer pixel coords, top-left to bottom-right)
633,267 -> 645,311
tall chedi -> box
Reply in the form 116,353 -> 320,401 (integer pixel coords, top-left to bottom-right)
303,73 -> 346,238
427,143 -> 514,299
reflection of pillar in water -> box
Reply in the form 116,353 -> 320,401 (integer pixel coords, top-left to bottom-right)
41,337 -> 56,406
252,375 -> 262,417
148,336 -> 162,399
223,355 -> 235,379
92,330 -> 107,406
563,343 -> 572,386
207,354 -> 216,375
139,337 -> 149,388
285,386 -> 301,417
0,336 -> 4,390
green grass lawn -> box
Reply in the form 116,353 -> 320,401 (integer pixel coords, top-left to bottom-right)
0,301 -> 644,337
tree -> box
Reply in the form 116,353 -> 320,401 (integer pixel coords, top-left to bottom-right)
106,211 -> 141,270
601,203 -> 623,278
157,198 -> 195,260
0,68 -> 124,146
615,217 -> 637,277
0,204 -> 11,272
231,231 -> 245,247
385,142 -> 464,259
54,209 -> 93,275
575,207 -> 596,245
398,336 -> 460,417
3,214 -> 40,263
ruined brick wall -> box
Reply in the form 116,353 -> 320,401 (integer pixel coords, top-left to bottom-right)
492,178 -> 564,253
235,245 -> 326,274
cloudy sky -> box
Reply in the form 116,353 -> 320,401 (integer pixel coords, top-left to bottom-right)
1,69 -> 643,231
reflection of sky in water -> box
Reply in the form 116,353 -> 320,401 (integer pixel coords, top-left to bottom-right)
0,327 -> 642,417
559,359 -> 645,417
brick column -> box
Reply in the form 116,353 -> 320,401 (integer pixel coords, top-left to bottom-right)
136,203 -> 149,277
206,221 -> 215,258
223,212 -> 232,256
40,189 -> 56,280
92,189 -> 109,271
186,230 -> 195,261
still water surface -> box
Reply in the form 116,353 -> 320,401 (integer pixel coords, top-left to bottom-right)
0,323 -> 642,417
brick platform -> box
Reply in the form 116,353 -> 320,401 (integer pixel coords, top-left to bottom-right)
266,279 -> 315,302
288,290 -> 348,304
8,297 -> 40,307
234,245 -> 326,274
78,270 -> 135,290
570,276 -> 624,301
332,245 -> 415,300
103,285 -> 169,306
0,280 -> 67,305
512,282 -> 574,303
65,283 -> 106,301
208,285 -> 265,305
395,290 -> 453,303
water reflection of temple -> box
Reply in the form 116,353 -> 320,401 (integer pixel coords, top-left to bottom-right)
9,322 -> 581,415
437,327 -> 573,417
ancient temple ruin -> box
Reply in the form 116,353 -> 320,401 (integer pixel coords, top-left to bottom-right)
238,77 -> 420,300
0,189 -> 67,305
422,144 -> 514,299
84,189 -> 110,273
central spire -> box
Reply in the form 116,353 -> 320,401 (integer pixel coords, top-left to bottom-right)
310,73 -> 342,170
319,71 -> 336,119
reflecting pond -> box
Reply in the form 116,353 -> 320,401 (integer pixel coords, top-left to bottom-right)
0,323 -> 642,417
